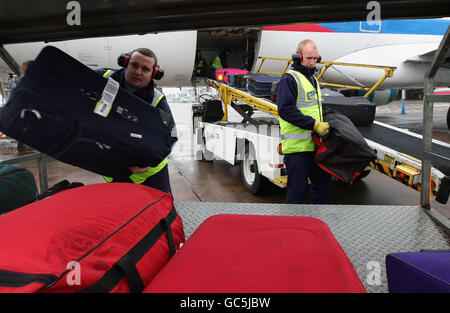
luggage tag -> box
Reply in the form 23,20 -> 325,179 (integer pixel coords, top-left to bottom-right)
94,77 -> 119,118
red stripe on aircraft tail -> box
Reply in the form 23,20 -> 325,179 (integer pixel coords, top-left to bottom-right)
434,90 -> 450,95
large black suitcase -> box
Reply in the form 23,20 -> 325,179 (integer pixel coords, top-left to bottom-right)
246,74 -> 280,97
0,46 -> 177,178
322,95 -> 376,126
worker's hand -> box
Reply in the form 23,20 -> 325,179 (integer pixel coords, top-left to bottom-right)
313,121 -> 330,138
129,166 -> 150,174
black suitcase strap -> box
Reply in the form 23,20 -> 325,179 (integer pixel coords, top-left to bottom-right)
79,205 -> 178,293
115,255 -> 145,293
0,270 -> 57,288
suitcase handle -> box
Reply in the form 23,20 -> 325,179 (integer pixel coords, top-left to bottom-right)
77,206 -> 178,293
111,211 -> 177,293
115,255 -> 145,293
20,109 -> 42,120
162,215 -> 176,258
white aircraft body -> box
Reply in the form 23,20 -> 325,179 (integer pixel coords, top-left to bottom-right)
1,18 -> 450,106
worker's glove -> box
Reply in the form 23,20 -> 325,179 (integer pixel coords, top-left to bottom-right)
313,121 -> 330,138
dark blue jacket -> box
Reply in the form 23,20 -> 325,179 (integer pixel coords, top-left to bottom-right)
276,63 -> 319,131
219,52 -> 229,69
95,68 -> 173,117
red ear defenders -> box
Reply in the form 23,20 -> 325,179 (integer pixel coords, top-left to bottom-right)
292,51 -> 321,64
117,52 -> 164,80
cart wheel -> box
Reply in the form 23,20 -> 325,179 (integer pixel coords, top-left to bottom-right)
198,94 -> 216,104
240,143 -> 265,194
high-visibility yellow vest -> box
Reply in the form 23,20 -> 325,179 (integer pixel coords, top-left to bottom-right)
102,70 -> 168,184
278,70 -> 323,154
195,59 -> 205,69
210,55 -> 223,70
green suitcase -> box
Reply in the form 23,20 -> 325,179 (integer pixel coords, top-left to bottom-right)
0,164 -> 38,214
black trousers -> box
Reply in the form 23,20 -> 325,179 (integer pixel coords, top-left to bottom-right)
113,165 -> 172,194
284,152 -> 331,204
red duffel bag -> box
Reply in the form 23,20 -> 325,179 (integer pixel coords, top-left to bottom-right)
145,214 -> 366,293
0,183 -> 184,293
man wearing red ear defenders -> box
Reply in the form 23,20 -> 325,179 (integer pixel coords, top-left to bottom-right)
276,39 -> 332,204
96,48 -> 174,193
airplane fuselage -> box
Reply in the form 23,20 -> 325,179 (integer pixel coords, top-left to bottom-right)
1,18 -> 449,102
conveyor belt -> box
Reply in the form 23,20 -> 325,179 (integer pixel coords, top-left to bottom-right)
174,201 -> 450,293
357,122 -> 450,176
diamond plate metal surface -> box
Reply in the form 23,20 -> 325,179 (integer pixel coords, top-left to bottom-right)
173,201 -> 450,293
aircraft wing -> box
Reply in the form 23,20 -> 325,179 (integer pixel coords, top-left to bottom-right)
1,0 -> 450,44
321,42 -> 450,89
333,43 -> 440,67
406,48 -> 450,69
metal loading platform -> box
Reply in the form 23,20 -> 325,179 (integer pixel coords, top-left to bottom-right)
174,201 -> 450,293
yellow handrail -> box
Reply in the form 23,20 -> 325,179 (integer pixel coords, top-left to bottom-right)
207,81 -> 279,120
256,57 -> 396,98
207,57 -> 397,120
255,57 -> 292,77
316,61 -> 396,97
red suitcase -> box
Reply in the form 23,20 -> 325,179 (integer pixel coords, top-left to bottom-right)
0,183 -> 184,293
215,68 -> 248,83
145,214 -> 366,293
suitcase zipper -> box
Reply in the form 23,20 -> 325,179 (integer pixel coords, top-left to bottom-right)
0,270 -> 57,288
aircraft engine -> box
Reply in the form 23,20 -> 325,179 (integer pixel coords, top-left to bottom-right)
357,89 -> 399,106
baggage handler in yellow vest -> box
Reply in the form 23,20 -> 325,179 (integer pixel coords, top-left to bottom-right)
96,48 -> 173,193
277,40 -> 332,204
210,48 -> 231,70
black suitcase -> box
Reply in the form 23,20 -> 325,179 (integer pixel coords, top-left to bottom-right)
322,95 -> 376,126
0,46 -> 177,178
246,74 -> 280,97
233,74 -> 248,90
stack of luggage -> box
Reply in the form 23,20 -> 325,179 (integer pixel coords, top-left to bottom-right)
246,74 -> 280,98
